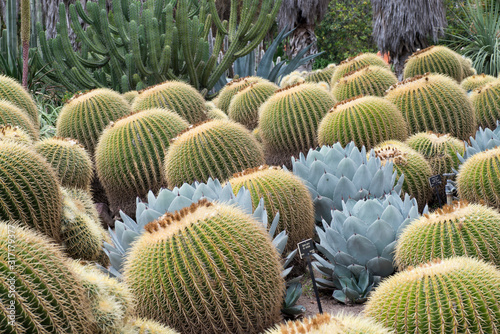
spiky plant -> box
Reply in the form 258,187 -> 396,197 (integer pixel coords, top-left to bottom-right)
228,165 -> 315,252
458,55 -> 477,78
461,73 -> 497,91
456,121 -> 500,163
385,73 -> 476,140
470,79 -> 500,129
330,53 -> 389,85
121,319 -> 180,334
0,99 -> 38,140
304,64 -> 336,84
216,76 -> 264,113
131,81 -> 207,124
279,72 -> 305,88
228,81 -> 278,129
205,102 -> 228,120
0,141 -> 62,242
0,74 -> 39,127
403,45 -> 464,81
122,91 -> 139,105
0,222 -> 97,333
365,257 -> 500,334
331,65 -> 398,101
164,120 -> 265,187
95,109 -> 188,215
252,127 -> 262,142
56,89 -> 132,154
123,200 -> 285,334
0,124 -> 32,145
34,137 -> 93,191
318,96 -> 407,150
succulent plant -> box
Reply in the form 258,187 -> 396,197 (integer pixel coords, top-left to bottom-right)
330,53 -> 389,85
470,79 -> 500,129
461,73 -> 496,91
34,137 -> 93,190
331,65 -> 397,102
56,88 -> 132,154
458,55 -> 477,78
290,142 -> 404,223
279,72 -> 306,88
0,99 -> 38,140
0,74 -> 39,127
456,121 -> 500,164
385,73 -> 476,140
403,45 -> 464,81
122,91 -> 138,105
304,64 -> 336,84
318,96 -> 408,150
123,200 -> 285,334
365,257 -> 500,334
205,102 -> 228,120
313,192 -> 424,304
228,81 -> 278,129
95,109 -> 189,216
131,81 -> 207,124
0,141 -> 63,242
164,120 -> 265,187
216,76 -> 264,113
0,124 -> 32,145
120,319 -> 181,334
0,222 -> 97,333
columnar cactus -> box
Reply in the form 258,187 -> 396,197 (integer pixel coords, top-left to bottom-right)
0,141 -> 62,242
318,96 -> 407,150
0,124 -> 32,145
217,76 -> 264,113
123,200 -> 284,334
34,137 -> 93,190
56,88 -> 131,154
365,257 -> 500,334
385,73 -> 476,140
164,120 -> 265,187
131,81 -> 207,124
0,99 -> 38,140
95,109 -> 189,215
403,45 -> 464,81
461,73 -> 496,91
0,74 -> 39,127
470,79 -> 500,129
330,53 -> 389,85
331,65 -> 397,101
304,64 -> 336,84
0,222 -> 97,333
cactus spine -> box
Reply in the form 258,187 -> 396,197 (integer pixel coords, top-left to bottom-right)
403,45 -> 464,81
461,73 -> 496,91
217,76 -> 264,113
304,64 -> 336,84
0,124 -> 32,145
330,53 -> 389,85
0,99 -> 38,140
470,79 -> 500,129
121,319 -> 181,334
0,74 -> 39,127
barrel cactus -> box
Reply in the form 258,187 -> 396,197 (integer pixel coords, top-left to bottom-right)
131,81 -> 207,124
318,96 -> 407,150
0,222 -> 97,333
0,124 -> 32,145
458,55 -> 477,78
164,120 -> 265,187
0,74 -> 39,127
95,109 -> 189,215
365,256 -> 500,334
122,91 -> 139,104
470,79 -> 500,129
461,73 -> 496,91
34,137 -> 93,190
385,73 -> 476,140
331,65 -> 397,101
121,319 -> 180,334
0,99 -> 38,140
205,102 -> 228,120
0,141 -> 62,242
56,88 -> 132,154
304,64 -> 336,84
228,81 -> 278,129
279,72 -> 306,88
216,76 -> 264,113
123,200 -> 285,334
330,53 -> 389,85
403,45 -> 464,81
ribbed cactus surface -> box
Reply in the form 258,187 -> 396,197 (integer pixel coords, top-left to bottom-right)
331,65 -> 397,101
229,166 -> 315,252
385,73 -> 476,140
0,124 -> 32,145
96,109 -> 189,215
121,319 -> 181,334
457,54 -> 476,78
0,142 -> 62,242
0,74 -> 39,127
461,73 -> 496,91
123,91 -> 139,104
124,200 -> 284,334
228,81 -> 278,129
217,76 -> 264,113
205,102 -> 228,120
0,222 -> 97,334
0,99 -> 38,140
318,96 -> 407,150
131,81 -> 207,124
470,79 -> 500,129
304,64 -> 336,84
164,120 -> 265,187
366,257 -> 500,334
330,53 -> 389,85
403,45 -> 464,81
279,72 -> 306,88
56,88 -> 132,154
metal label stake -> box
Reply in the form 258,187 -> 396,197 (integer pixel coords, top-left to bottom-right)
297,239 -> 323,314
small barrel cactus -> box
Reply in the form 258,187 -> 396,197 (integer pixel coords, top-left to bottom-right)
122,90 -> 139,104
0,141 -> 62,242
330,53 -> 389,85
0,124 -> 32,145
124,200 -> 285,334
458,55 -> 477,78
0,99 -> 38,140
205,102 -> 228,120
304,64 -> 336,84
318,96 -> 408,150
131,81 -> 207,124
470,79 -> 500,129
228,165 -> 315,252
385,73 -> 476,140
164,120 -> 265,187
461,73 -> 496,91
279,72 -> 305,88
0,74 -> 39,127
95,109 -> 189,215
0,222 -> 97,333
121,318 -> 181,334
34,137 -> 93,190
365,257 -> 500,334
228,81 -> 278,129
216,76 -> 264,113
403,45 -> 464,81
331,65 -> 397,101
56,88 -> 132,154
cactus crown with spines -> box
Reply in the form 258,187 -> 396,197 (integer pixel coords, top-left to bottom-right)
0,74 -> 39,127
0,99 -> 39,140
304,64 -> 336,84
403,45 -> 464,81
217,76 -> 264,113
121,318 -> 181,334
330,53 -> 389,85
0,124 -> 32,145
470,79 -> 500,129
460,73 -> 496,91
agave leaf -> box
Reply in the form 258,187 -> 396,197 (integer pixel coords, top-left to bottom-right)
394,174 -> 404,194
352,164 -> 372,190
368,169 -> 387,198
316,243 -> 337,264
347,264 -> 365,278
315,278 -> 337,289
108,251 -> 125,272
305,149 -> 325,164
332,211 -> 347,234
380,205 -> 404,231
381,240 -> 397,262
219,183 -> 235,202
167,195 -> 194,212
314,196 -> 335,222
334,252 -> 357,266
325,228 -> 348,254
332,177 -> 358,208
309,160 -> 331,186
334,264 -> 354,280
317,172 -> 339,198
355,200 -> 384,224
154,189 -> 177,211
121,229 -> 140,253
323,147 -> 345,170
333,290 -> 347,304
366,219 -> 395,255
272,231 -> 288,255
283,249 -> 297,268
358,268 -> 370,292
342,216 -> 368,240
346,234 -> 378,266
119,211 -> 139,231
268,211 -> 280,237
192,183 -> 218,202
135,202 -> 147,219
147,190 -> 157,208
366,257 -> 394,277
335,158 -> 357,179
137,209 -> 163,228
344,286 -> 361,302
348,146 -> 363,166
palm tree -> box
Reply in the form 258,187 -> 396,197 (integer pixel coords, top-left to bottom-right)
372,0 -> 447,79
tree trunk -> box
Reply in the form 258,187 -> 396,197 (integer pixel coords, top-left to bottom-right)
393,49 -> 412,81
288,24 -> 317,72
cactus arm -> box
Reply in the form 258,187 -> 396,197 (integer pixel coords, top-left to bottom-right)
97,8 -> 126,64
203,14 -> 212,39
6,0 -> 17,70
111,0 -> 130,46
75,1 -> 94,25
159,45 -> 171,76
144,10 -> 163,81
171,27 -> 180,74
228,0 -> 238,42
177,0 -> 198,89
207,0 -> 227,35
129,20 -> 152,76
37,27 -> 55,64
69,5 -> 107,54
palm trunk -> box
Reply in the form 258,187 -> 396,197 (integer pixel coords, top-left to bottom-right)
288,24 -> 317,72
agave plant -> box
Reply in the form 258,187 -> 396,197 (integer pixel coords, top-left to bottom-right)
312,192 -> 426,304
456,120 -> 500,164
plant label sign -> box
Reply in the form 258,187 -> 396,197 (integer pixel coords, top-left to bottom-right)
298,239 -> 316,259
429,174 -> 442,188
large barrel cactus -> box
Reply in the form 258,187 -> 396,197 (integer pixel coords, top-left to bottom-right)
216,76 -> 264,113
385,73 -> 476,140
0,142 -> 62,242
164,120 -> 265,187
461,73 -> 496,91
0,124 -> 32,145
330,53 -> 389,85
0,222 -> 97,333
131,81 -> 207,124
0,74 -> 39,127
331,65 -> 397,101
365,257 -> 500,334
304,64 -> 336,84
403,45 -> 464,81
95,109 -> 189,215
0,99 -> 38,140
123,200 -> 284,334
56,88 -> 132,154
318,96 -> 407,150
470,79 -> 500,129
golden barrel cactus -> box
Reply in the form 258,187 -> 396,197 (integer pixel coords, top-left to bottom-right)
470,79 -> 500,129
